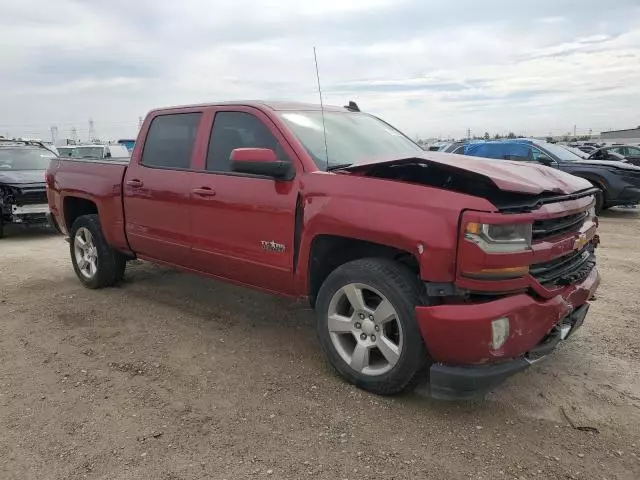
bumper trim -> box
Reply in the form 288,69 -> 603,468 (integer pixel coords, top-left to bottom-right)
429,359 -> 529,400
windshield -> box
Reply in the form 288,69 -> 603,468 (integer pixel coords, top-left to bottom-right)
0,147 -> 55,170
541,142 -> 584,162
558,145 -> 589,159
278,111 -> 423,169
72,147 -> 104,159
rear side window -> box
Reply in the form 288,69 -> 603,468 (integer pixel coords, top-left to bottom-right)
141,113 -> 202,169
206,111 -> 289,172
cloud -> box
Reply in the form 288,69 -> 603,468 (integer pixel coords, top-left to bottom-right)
0,0 -> 639,141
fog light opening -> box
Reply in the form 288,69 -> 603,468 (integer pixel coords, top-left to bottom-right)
491,317 -> 510,350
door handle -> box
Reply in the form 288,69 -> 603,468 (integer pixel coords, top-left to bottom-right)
192,187 -> 216,197
126,179 -> 144,188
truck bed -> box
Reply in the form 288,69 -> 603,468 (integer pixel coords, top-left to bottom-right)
47,158 -> 130,251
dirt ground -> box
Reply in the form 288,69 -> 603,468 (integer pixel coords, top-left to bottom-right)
1,210 -> 639,480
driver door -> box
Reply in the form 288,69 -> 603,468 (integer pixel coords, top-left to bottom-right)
188,107 -> 302,294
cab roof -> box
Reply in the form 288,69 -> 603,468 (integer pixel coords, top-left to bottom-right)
150,100 -> 354,114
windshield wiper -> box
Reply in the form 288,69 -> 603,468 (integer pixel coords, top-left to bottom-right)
326,163 -> 353,171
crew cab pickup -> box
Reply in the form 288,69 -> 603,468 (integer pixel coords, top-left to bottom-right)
46,101 -> 601,399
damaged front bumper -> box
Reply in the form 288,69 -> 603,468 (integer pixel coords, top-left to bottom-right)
10,203 -> 50,223
415,267 -> 600,400
427,304 -> 589,400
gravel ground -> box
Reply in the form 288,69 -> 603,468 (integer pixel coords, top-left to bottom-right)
1,209 -> 639,480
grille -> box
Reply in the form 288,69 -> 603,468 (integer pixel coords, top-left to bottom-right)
530,244 -> 595,286
14,186 -> 47,205
532,211 -> 588,241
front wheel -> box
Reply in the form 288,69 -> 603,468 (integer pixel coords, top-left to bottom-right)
315,258 -> 429,395
69,214 -> 126,289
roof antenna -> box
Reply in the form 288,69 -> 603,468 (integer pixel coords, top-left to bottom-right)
344,101 -> 360,112
313,47 -> 329,166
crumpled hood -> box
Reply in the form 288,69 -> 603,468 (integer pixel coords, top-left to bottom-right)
0,169 -> 46,186
342,151 -> 591,195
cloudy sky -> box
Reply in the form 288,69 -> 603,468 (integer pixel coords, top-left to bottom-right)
1,0 -> 639,142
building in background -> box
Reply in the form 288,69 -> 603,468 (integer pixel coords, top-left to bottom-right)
600,127 -> 640,145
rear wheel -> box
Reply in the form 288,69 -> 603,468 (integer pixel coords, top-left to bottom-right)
315,258 -> 429,395
69,214 -> 126,289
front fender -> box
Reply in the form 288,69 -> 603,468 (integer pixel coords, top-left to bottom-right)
293,195 -> 460,296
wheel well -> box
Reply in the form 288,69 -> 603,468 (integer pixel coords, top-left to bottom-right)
63,197 -> 98,231
307,235 -> 419,307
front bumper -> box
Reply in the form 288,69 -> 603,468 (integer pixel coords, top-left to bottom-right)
415,267 -> 600,399
428,304 -> 589,400
10,203 -> 50,224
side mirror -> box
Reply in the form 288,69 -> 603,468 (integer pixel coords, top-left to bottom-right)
537,155 -> 554,166
230,148 -> 293,180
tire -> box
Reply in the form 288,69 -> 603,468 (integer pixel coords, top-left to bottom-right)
69,214 -> 126,289
315,258 -> 429,395
594,188 -> 605,215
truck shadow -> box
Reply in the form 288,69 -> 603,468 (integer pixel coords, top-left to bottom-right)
118,262 -> 509,412
1,224 -> 60,240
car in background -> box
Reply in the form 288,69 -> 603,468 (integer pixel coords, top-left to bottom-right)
424,141 -> 451,151
577,145 -> 597,154
117,139 -> 136,153
460,139 -> 640,213
71,144 -> 131,160
589,145 -> 640,167
0,139 -> 57,237
442,141 -> 465,154
57,146 -> 76,157
557,144 -> 590,159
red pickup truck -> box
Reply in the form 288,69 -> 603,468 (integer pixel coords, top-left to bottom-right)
46,101 -> 600,399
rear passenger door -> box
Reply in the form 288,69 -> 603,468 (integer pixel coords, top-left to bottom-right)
189,107 -> 300,294
123,111 -> 205,267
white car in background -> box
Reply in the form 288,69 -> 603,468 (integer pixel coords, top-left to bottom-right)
61,144 -> 131,160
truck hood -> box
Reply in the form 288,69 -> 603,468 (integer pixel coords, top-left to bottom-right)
341,151 -> 591,195
0,169 -> 46,186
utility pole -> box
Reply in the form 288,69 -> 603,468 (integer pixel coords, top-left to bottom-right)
50,126 -> 58,145
71,127 -> 78,144
138,116 -> 143,131
467,127 -> 471,140
88,119 -> 95,143
573,124 -> 577,138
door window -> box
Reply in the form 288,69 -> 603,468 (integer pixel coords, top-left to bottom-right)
503,144 -> 532,161
141,113 -> 202,169
627,146 -> 640,156
206,111 -> 289,172
611,146 -> 627,155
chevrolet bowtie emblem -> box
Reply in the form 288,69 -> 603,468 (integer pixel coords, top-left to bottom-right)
573,232 -> 588,250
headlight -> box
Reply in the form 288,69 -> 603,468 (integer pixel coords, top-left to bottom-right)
465,222 -> 532,253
